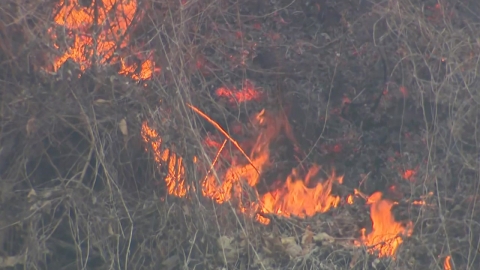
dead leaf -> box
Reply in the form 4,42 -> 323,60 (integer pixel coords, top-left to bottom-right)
262,232 -> 284,255
238,233 -> 248,249
29,203 -> 39,212
119,118 -> 128,136
313,232 -> 335,244
182,205 -> 190,216
0,255 -> 22,268
161,255 -> 180,270
350,249 -> 361,269
301,226 -> 314,255
93,99 -> 110,105
302,226 -> 314,247
281,236 -> 296,246
217,235 -> 240,264
26,117 -> 36,136
40,190 -> 52,199
252,253 -> 275,269
372,258 -> 380,269
27,189 -> 37,200
40,200 -> 52,210
281,236 -> 302,258
108,223 -> 114,236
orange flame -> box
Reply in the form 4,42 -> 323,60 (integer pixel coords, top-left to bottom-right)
141,122 -> 188,197
346,194 -> 355,204
141,105 -> 416,257
444,255 -> 452,270
44,1 -> 417,259
201,108 -> 344,223
142,108 -> 343,224
403,169 -> 416,181
355,192 -> 413,257
259,166 -> 343,219
49,0 -> 156,80
412,200 -> 426,205
141,104 -> 415,257
215,80 -> 263,104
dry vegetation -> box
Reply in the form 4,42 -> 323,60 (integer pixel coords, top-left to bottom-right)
1,0 -> 480,269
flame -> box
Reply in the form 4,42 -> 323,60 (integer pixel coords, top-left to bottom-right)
140,104 -> 415,257
215,80 -> 263,104
141,122 -> 188,197
403,169 -> 416,181
49,0 -> 156,80
346,194 -> 354,204
399,86 -> 408,98
201,108 -> 344,223
355,192 -> 413,257
259,166 -> 343,218
44,1 -> 418,260
412,200 -> 426,205
444,255 -> 452,270
142,108 -> 343,224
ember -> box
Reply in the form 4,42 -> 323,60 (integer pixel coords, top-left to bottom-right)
215,80 -> 263,104
403,169 -> 416,181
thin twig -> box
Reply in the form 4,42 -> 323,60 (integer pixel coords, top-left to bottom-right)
186,103 -> 259,175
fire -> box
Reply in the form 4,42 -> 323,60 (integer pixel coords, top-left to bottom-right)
41,1 -> 425,262
49,0 -> 156,80
411,200 -> 426,205
355,192 -> 413,257
259,166 -> 343,218
403,169 -> 416,181
141,105 -> 415,256
444,255 -> 452,270
141,122 -> 188,197
346,194 -> 355,204
399,86 -> 408,98
199,108 -> 344,223
215,80 -> 263,104
141,106 -> 343,224
201,148 -> 343,224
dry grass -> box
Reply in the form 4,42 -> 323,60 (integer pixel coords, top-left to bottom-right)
1,0 -> 480,269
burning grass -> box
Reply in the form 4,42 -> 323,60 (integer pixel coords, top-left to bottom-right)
49,0 -> 157,79
142,106 -> 346,225
1,0 -> 480,269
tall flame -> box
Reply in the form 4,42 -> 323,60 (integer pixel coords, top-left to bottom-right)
49,0 -> 156,80
355,192 -> 413,257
